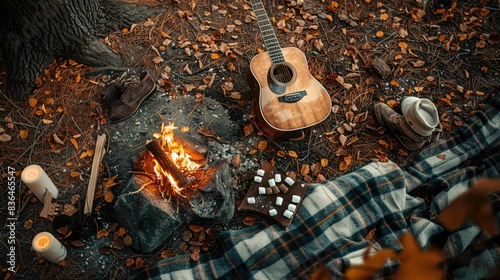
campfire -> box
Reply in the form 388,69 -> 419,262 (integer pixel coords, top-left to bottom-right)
114,122 -> 235,253
147,122 -> 205,201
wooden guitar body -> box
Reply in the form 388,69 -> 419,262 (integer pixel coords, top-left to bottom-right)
247,47 -> 331,140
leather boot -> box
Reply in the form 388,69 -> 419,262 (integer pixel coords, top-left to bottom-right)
101,82 -> 124,108
373,102 -> 435,151
109,71 -> 156,123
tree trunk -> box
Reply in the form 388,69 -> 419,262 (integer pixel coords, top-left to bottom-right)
0,0 -> 161,100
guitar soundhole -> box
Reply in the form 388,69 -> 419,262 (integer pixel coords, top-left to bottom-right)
271,63 -> 296,85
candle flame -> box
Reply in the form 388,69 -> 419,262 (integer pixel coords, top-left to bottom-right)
38,237 -> 49,248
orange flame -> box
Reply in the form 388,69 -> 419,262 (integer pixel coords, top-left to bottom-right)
152,122 -> 200,194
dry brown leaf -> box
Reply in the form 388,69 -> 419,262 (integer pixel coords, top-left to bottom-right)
398,149 -> 409,156
97,229 -> 109,238
395,233 -> 444,280
320,158 -> 328,167
288,150 -> 298,158
248,149 -> 258,155
71,240 -> 85,247
161,249 -> 176,259
29,98 -> 37,107
243,217 -> 257,226
375,30 -> 384,37
243,124 -> 254,137
70,138 -> 79,150
123,235 -> 133,247
379,13 -> 389,21
19,129 -> 28,139
231,154 -> 241,167
112,238 -> 125,250
135,257 -> 144,268
310,263 -> 331,280
24,219 -> 33,229
413,60 -> 425,68
437,179 -> 500,235
104,191 -> 114,203
53,134 -> 64,145
257,141 -> 268,151
390,80 -> 400,87
339,134 -> 348,146
440,97 -> 452,106
125,258 -> 135,267
344,248 -> 398,280
189,224 -> 204,233
300,164 -> 310,176
0,133 -> 12,142
437,154 -> 446,160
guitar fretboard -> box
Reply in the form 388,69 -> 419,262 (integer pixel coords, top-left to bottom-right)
250,0 -> 285,64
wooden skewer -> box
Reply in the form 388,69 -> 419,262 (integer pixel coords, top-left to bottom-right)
84,134 -> 107,215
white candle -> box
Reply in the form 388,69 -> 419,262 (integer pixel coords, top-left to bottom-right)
32,232 -> 67,263
21,165 -> 59,202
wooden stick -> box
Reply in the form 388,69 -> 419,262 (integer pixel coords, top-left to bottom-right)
84,134 -> 107,215
146,139 -> 189,187
39,191 -> 53,218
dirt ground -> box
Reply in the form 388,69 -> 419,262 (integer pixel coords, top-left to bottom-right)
1,0 -> 499,279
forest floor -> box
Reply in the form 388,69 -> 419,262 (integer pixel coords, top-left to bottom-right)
1,0 -> 499,279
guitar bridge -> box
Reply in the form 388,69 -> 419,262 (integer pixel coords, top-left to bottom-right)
277,90 -> 307,103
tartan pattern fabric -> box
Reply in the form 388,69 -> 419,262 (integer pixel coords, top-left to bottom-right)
127,96 -> 500,280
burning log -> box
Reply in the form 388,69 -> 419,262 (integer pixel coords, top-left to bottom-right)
146,139 -> 190,187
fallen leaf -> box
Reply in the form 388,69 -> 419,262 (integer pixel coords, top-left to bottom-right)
19,129 -> 29,139
29,98 -> 37,107
135,257 -> 144,268
321,158 -> 328,167
53,134 -> 64,145
243,217 -> 257,226
189,224 -> 204,233
24,219 -> 33,229
379,13 -> 389,20
257,141 -> 268,151
123,235 -> 133,247
0,134 -> 12,142
71,240 -> 85,247
437,154 -> 446,160
344,248 -> 397,280
70,138 -> 79,150
288,150 -> 298,158
413,60 -> 425,68
301,164 -> 310,176
438,178 -> 500,235
125,258 -> 135,267
398,149 -> 409,156
376,30 -> 384,37
243,124 -> 254,136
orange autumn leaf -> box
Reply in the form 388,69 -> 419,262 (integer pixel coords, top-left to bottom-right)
75,74 -> 81,83
257,141 -> 268,151
288,150 -> 298,158
29,98 -> 37,107
19,129 -> 29,139
70,138 -> 79,150
390,79 -> 400,87
440,97 -> 452,106
379,13 -> 389,21
105,191 -> 114,203
327,1 -> 339,12
135,257 -> 144,268
248,149 -> 258,155
344,248 -> 398,280
379,139 -> 389,148
398,42 -> 408,49
301,164 -> 310,176
438,178 -> 500,235
106,175 -> 120,188
375,30 -> 384,37
243,123 -> 254,137
125,258 -> 135,267
97,229 -> 109,238
321,158 -> 329,167
339,160 -> 350,171
210,53 -> 219,60
398,149 -> 409,156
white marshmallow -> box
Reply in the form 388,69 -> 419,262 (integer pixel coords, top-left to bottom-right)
274,174 -> 282,183
258,187 -> 266,195
268,178 -> 276,187
276,196 -> 283,206
285,177 -> 295,186
269,209 -> 277,217
287,204 -> 297,212
256,169 -> 265,176
254,176 -> 262,183
283,210 -> 293,219
247,197 -> 256,204
291,195 -> 301,203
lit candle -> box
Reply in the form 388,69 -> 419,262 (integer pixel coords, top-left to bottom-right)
21,165 -> 59,202
32,232 -> 67,263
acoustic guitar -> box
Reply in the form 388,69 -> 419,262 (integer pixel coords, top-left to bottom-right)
246,0 -> 331,140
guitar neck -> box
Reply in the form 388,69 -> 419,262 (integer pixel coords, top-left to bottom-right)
250,0 -> 285,64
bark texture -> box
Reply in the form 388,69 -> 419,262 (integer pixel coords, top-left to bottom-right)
0,0 -> 161,100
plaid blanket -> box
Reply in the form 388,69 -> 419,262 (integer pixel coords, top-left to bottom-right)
128,96 -> 500,280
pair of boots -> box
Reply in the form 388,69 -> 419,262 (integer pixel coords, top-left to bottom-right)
373,97 -> 442,151
101,71 -> 156,123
